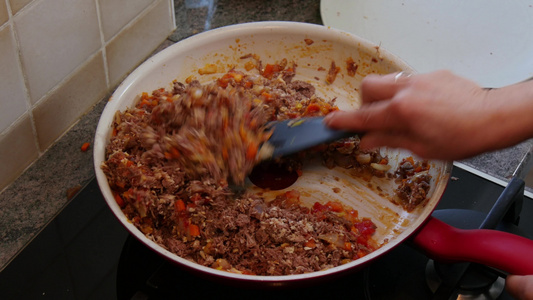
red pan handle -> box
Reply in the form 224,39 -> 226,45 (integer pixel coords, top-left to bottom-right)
411,216 -> 533,275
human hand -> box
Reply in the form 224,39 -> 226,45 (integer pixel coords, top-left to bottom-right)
324,70 -> 533,160
506,275 -> 533,300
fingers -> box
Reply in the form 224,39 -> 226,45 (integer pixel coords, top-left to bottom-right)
359,131 -> 409,150
323,101 -> 396,132
506,275 -> 533,300
362,71 -> 412,104
324,71 -> 413,131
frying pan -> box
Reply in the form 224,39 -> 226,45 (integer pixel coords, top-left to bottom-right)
93,21 -> 533,287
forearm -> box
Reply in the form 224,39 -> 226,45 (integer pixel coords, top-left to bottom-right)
485,80 -> 533,151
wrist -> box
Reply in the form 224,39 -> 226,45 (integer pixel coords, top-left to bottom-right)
484,81 -> 533,149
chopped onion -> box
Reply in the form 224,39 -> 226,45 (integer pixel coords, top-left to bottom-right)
370,163 -> 391,172
356,153 -> 372,164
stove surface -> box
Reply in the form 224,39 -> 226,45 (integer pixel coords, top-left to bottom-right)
1,166 -> 531,299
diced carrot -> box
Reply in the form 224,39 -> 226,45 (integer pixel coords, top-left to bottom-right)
356,249 -> 367,258
222,147 -> 229,160
244,61 -> 255,71
198,64 -> 217,75
114,193 -> 125,207
347,209 -> 359,220
285,190 -> 300,200
261,92 -> 272,101
263,64 -> 274,78
246,143 -> 258,160
304,103 -> 321,115
217,74 -> 231,88
170,147 -> 180,159
231,72 -> 243,82
344,242 -> 353,251
188,224 -> 200,237
80,142 -> 90,152
115,181 -> 126,189
239,125 -> 248,141
325,201 -> 343,213
190,194 -> 203,204
175,199 -> 186,212
304,239 -> 316,248
262,64 -> 282,79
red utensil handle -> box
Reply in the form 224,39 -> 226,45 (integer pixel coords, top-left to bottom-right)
411,217 -> 533,275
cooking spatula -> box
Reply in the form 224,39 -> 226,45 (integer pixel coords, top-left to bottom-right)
259,116 -> 359,159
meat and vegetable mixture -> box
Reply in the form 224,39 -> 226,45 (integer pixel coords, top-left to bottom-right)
102,54 -> 431,275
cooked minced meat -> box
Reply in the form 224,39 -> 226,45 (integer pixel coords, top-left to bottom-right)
394,157 -> 432,211
322,136 -> 392,177
158,190 -> 377,275
102,57 -> 430,275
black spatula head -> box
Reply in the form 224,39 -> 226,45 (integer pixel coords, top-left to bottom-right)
260,116 -> 358,159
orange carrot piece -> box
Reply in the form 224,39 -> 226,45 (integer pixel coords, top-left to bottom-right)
81,142 -> 90,152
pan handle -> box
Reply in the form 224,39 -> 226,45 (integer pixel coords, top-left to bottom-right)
411,216 -> 533,275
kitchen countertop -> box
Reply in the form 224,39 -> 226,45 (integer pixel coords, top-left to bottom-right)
1,0 -> 532,272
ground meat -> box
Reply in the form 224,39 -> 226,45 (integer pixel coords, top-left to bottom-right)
325,61 -> 340,84
346,57 -> 359,77
160,190 -> 376,275
102,56 -> 430,275
393,157 -> 432,211
322,137 -> 391,178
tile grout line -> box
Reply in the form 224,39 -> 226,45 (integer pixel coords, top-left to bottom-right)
4,0 -> 43,156
94,0 -> 110,89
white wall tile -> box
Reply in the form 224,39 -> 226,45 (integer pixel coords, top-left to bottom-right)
33,52 -> 107,151
9,0 -> 33,15
14,0 -> 101,103
106,0 -> 174,86
0,0 -> 174,191
0,115 -> 39,191
0,0 -> 8,26
98,0 -> 154,41
0,25 -> 28,133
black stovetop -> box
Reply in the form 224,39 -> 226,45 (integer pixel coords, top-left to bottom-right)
1,165 -> 532,299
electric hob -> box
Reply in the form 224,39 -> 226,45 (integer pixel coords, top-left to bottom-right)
1,164 -> 532,299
